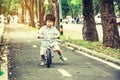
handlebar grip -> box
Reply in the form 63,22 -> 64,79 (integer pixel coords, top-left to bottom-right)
37,36 -> 40,39
37,36 -> 43,39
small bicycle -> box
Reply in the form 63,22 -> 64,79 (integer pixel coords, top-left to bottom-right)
45,38 -> 53,68
38,36 -> 55,68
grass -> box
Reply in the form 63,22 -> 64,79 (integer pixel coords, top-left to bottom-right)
60,35 -> 120,59
0,69 -> 4,76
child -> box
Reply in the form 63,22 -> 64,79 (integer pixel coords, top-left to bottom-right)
38,14 -> 67,65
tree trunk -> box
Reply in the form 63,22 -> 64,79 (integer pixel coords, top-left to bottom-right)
24,0 -> 35,27
35,0 -> 38,22
82,0 -> 98,41
100,0 -> 120,48
0,1 -> 2,14
21,3 -> 25,23
39,0 -> 45,28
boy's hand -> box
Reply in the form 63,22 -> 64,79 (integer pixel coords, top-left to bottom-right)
54,36 -> 60,39
38,35 -> 44,39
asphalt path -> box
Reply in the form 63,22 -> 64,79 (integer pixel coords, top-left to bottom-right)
7,23 -> 120,80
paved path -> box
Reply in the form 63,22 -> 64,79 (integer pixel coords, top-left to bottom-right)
6,23 -> 120,80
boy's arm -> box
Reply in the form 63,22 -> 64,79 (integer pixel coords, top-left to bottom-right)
54,28 -> 60,39
38,28 -> 44,39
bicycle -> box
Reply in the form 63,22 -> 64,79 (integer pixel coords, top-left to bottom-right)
38,36 -> 55,68
45,38 -> 53,68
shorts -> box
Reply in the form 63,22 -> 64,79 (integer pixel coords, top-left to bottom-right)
40,44 -> 60,55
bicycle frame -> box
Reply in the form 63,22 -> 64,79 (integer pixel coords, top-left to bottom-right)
38,36 -> 56,68
45,39 -> 53,68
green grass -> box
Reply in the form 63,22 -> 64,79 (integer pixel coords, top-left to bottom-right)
0,69 -> 4,76
60,35 -> 120,59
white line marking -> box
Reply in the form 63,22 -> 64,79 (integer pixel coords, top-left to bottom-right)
32,45 -> 37,48
76,50 -> 120,70
27,40 -> 31,42
58,69 -> 72,77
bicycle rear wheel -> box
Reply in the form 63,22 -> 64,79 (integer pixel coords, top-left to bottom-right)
46,49 -> 52,68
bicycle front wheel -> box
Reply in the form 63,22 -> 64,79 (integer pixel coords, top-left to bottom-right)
46,49 -> 52,68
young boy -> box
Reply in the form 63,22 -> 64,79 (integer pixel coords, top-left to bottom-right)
38,14 -> 67,65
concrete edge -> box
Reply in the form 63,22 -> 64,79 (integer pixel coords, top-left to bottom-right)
0,46 -> 8,80
63,42 -> 120,65
0,24 -> 9,80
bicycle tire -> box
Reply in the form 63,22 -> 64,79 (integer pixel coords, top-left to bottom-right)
46,49 -> 52,68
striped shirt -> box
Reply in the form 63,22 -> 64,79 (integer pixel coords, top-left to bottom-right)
38,26 -> 59,47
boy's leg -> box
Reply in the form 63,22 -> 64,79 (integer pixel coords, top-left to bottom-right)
40,46 -> 46,59
40,46 -> 46,65
41,55 -> 45,60
53,45 -> 67,61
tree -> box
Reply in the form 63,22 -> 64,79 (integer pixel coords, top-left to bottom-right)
20,0 -> 25,23
0,0 -> 21,16
93,0 -> 100,15
0,0 -> 2,14
38,0 -> 46,28
61,0 -> 70,18
62,0 -> 82,18
99,0 -> 120,48
114,0 -> 120,13
82,0 -> 98,41
70,0 -> 82,17
24,0 -> 35,27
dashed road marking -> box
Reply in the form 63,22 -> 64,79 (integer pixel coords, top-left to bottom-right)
76,50 -> 120,70
66,45 -> 120,70
27,40 -> 31,42
58,69 -> 72,77
32,45 -> 37,48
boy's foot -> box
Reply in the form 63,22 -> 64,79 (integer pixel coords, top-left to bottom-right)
40,59 -> 46,65
60,56 -> 67,62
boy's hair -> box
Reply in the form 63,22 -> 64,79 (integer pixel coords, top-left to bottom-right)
45,14 -> 55,22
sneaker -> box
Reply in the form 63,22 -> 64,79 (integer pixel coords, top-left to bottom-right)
60,56 -> 67,62
40,59 -> 46,65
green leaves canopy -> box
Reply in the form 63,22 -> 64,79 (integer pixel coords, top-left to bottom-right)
61,0 -> 82,18
0,0 -> 21,16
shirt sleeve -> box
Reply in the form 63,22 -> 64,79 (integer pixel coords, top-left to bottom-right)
38,27 -> 44,35
54,27 -> 60,36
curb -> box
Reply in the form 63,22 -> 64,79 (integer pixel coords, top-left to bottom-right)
0,46 -> 8,80
0,24 -> 9,80
63,42 -> 120,65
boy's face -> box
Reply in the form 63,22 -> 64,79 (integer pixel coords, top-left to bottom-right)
46,20 -> 54,28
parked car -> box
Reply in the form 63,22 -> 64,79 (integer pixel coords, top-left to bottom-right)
116,14 -> 120,26
95,14 -> 120,26
95,14 -> 102,25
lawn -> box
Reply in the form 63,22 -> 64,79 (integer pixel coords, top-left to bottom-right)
60,36 -> 120,60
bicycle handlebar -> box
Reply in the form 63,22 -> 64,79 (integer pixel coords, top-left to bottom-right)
37,36 -> 60,39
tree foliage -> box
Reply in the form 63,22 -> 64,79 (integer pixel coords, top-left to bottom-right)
93,0 -> 100,15
61,0 -> 70,18
0,0 -> 20,16
62,0 -> 82,18
114,0 -> 120,13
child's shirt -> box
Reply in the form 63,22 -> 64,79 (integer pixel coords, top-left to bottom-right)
38,26 -> 59,47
